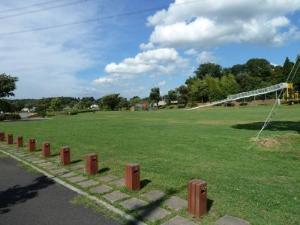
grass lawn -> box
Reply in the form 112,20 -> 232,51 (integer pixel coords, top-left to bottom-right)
1,105 -> 299,225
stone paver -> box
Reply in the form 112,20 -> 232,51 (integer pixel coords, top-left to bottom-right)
77,180 -> 99,188
67,175 -> 88,183
39,162 -> 54,167
98,175 -> 118,182
70,164 -> 84,170
142,190 -> 165,202
119,198 -> 147,211
61,172 -> 77,178
215,215 -> 251,225
162,216 -> 196,225
109,178 -> 124,188
90,185 -> 112,194
51,168 -> 69,176
144,207 -> 171,222
164,196 -> 187,211
103,191 -> 129,203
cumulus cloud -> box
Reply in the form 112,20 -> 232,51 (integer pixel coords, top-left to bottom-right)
93,48 -> 187,85
146,0 -> 300,48
196,51 -> 216,64
0,0 -> 117,98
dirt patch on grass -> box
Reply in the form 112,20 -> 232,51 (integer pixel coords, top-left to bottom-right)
253,134 -> 299,151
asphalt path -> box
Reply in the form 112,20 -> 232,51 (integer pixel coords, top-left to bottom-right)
0,156 -> 120,225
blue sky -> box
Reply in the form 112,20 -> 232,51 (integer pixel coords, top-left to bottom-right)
0,0 -> 299,99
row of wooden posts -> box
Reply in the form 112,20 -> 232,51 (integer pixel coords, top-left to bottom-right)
0,131 -> 208,218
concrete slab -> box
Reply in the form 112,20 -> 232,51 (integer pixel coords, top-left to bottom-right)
215,215 -> 251,225
98,175 -> 118,183
109,178 -> 124,188
144,207 -> 171,222
67,175 -> 88,183
61,172 -> 77,178
119,198 -> 147,211
142,190 -> 165,202
90,185 -> 113,194
164,196 -> 187,211
162,216 -> 196,225
51,168 -> 69,176
77,180 -> 99,188
103,191 -> 129,203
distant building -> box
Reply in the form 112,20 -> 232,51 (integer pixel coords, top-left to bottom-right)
90,104 -> 99,109
21,108 -> 30,112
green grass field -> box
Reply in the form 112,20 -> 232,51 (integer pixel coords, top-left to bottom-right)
1,105 -> 299,225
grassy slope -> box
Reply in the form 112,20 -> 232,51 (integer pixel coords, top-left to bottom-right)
1,105 -> 299,225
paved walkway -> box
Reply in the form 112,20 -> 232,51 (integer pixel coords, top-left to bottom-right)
0,156 -> 120,225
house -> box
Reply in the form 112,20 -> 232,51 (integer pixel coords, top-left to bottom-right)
90,104 -> 99,109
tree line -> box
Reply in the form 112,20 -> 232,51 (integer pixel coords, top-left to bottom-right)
0,56 -> 299,114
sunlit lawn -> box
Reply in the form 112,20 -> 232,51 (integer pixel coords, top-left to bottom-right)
1,105 -> 299,225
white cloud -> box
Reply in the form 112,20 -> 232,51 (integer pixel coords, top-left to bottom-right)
197,51 -> 216,64
94,48 -> 187,86
184,48 -> 197,56
157,80 -> 166,86
146,0 -> 300,48
0,0 -> 118,98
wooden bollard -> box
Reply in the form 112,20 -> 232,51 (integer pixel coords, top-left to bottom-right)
125,163 -> 140,191
188,179 -> 207,218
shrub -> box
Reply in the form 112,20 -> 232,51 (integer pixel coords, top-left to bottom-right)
0,113 -> 21,121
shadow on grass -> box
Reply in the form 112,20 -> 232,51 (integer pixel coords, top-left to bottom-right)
140,179 -> 151,189
51,153 -> 59,157
70,159 -> 82,164
98,167 -> 110,174
232,121 -> 300,133
0,176 -> 54,214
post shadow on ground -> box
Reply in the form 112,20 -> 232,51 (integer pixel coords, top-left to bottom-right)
70,159 -> 82,164
232,121 -> 300,133
0,176 -> 55,214
98,167 -> 110,174
140,179 -> 151,189
51,153 -> 59,157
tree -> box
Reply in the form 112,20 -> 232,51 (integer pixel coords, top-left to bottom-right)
167,89 -> 178,104
50,97 -> 63,111
282,57 -> 294,78
130,96 -> 141,106
0,73 -> 18,98
100,94 -> 122,111
220,74 -> 240,96
195,63 -> 222,79
246,58 -> 272,81
176,85 -> 189,106
204,76 -> 223,101
149,87 -> 160,107
189,79 -> 209,103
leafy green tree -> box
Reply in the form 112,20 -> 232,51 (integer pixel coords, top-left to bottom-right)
130,96 -> 141,106
167,90 -> 178,103
189,79 -> 209,103
220,74 -> 240,96
176,85 -> 189,106
149,87 -> 160,107
282,57 -> 294,77
246,58 -> 272,81
50,97 -> 63,111
205,76 -> 223,101
118,97 -> 129,110
100,94 -> 122,111
0,73 -> 18,98
195,63 -> 222,79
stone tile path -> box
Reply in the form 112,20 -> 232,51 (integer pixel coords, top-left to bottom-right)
98,175 -> 118,182
142,190 -> 165,202
103,191 -> 129,203
162,216 -> 196,225
77,180 -> 99,188
215,215 -> 250,225
90,185 -> 112,194
109,178 -> 124,187
67,175 -> 88,183
119,198 -> 147,211
164,196 -> 187,211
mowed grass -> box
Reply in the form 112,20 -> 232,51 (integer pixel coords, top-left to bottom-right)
1,105 -> 300,225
